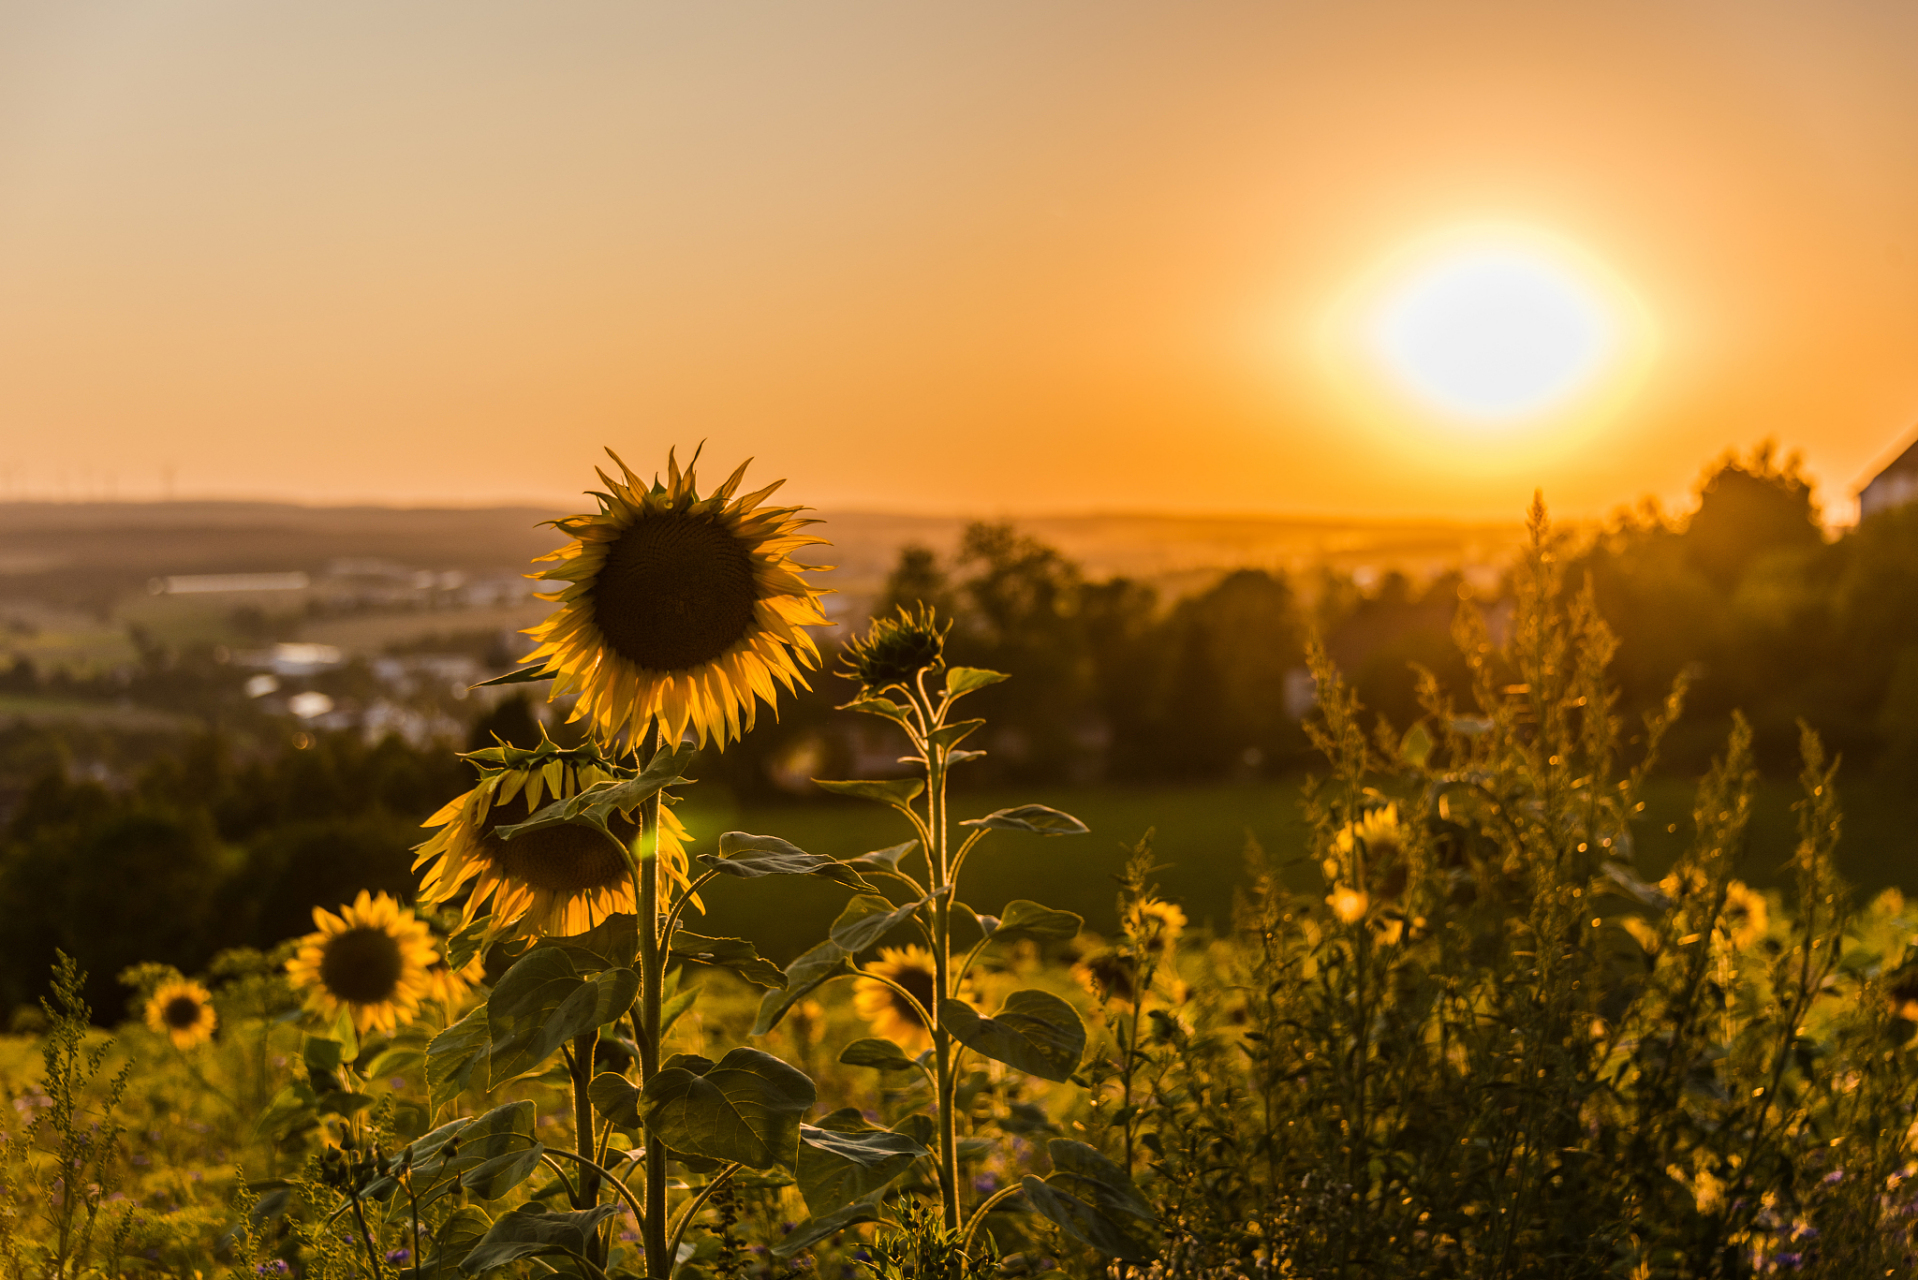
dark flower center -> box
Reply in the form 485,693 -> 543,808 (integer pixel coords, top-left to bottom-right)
319,926 -> 405,1005
482,794 -> 634,896
162,995 -> 203,1029
593,513 -> 759,671
890,963 -> 936,1028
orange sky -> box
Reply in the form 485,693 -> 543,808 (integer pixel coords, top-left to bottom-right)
1,1 -> 1915,522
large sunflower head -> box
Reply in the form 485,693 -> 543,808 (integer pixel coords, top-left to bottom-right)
520,448 -> 830,749
285,891 -> 437,1036
413,740 -> 695,943
144,979 -> 217,1050
853,946 -> 973,1054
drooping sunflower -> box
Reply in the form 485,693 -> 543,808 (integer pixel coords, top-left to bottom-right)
286,891 -> 437,1036
520,448 -> 830,748
144,979 -> 217,1049
413,741 -> 696,943
853,946 -> 973,1054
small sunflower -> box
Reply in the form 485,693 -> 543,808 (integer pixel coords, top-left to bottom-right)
1326,886 -> 1370,925
144,979 -> 217,1050
1719,880 -> 1770,950
1329,804 -> 1407,898
1124,899 -> 1187,958
520,448 -> 830,748
854,946 -> 972,1054
1073,950 -> 1140,1009
414,740 -> 697,942
423,954 -> 487,1010
286,891 -> 437,1036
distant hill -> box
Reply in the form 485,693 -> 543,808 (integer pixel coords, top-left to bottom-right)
0,501 -> 1525,667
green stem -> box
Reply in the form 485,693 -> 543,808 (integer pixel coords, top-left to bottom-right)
638,722 -> 670,1279
572,1029 -> 603,1219
918,679 -> 963,1233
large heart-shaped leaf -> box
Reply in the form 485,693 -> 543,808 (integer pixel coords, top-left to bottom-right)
770,1199 -> 887,1259
1020,1138 -> 1158,1263
588,1071 -> 643,1129
435,1101 -> 540,1202
395,1205 -> 492,1279
753,940 -> 853,1036
426,1006 -> 490,1112
960,805 -> 1089,836
670,932 -> 785,989
980,900 -> 1083,944
459,1204 -> 621,1271
796,1109 -> 929,1215
487,950 -> 638,1087
830,895 -> 927,954
641,1047 -> 815,1170
541,913 -> 639,973
700,833 -> 876,892
814,778 -> 926,809
838,1039 -> 917,1072
941,989 -> 1085,1082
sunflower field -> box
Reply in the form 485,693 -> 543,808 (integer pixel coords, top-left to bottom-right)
4,452 -> 1918,1280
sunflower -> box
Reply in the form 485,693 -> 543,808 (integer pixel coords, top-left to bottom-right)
414,742 -> 697,943
1326,886 -> 1370,925
853,946 -> 973,1054
286,891 -> 437,1036
1329,804 -> 1408,898
423,953 -> 487,1010
520,448 -> 830,749
144,979 -> 217,1050
1124,899 -> 1186,958
1718,880 -> 1770,950
1073,950 -> 1140,1009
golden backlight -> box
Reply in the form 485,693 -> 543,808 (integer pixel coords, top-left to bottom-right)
1320,225 -> 1658,471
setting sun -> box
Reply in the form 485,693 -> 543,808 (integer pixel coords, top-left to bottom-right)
1319,225 -> 1658,468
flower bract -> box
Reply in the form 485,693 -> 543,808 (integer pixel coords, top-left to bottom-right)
285,890 -> 437,1035
521,448 -> 830,748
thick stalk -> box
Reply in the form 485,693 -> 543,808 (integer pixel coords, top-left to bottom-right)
571,1029 -> 604,1262
920,683 -> 962,1231
638,726 -> 670,1279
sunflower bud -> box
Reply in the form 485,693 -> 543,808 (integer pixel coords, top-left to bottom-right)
840,605 -> 949,692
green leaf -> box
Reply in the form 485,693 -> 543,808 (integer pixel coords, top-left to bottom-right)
1020,1176 -> 1157,1263
960,805 -> 1089,836
252,1082 -> 317,1140
982,899 -> 1083,944
444,917 -> 490,975
854,840 -> 919,870
470,666 -> 556,689
493,744 -> 696,845
459,1204 -> 621,1271
1019,1139 -> 1159,1262
487,950 -> 639,1087
770,1199 -> 886,1259
640,1047 -> 816,1170
396,1206 -> 492,1279
813,777 -> 926,809
438,1101 -> 541,1201
838,1038 -> 917,1072
940,990 -> 1085,1082
659,983 -> 701,1041
303,1034 -> 346,1091
364,1045 -> 426,1080
796,1109 -> 928,1215
754,940 -> 853,1036
928,719 -> 986,749
701,833 -> 876,892
945,667 -> 1009,697
839,695 -> 912,724
460,1143 -> 545,1200
670,932 -> 786,989
427,1006 -> 490,1112
830,894 -> 926,954
542,913 -> 639,973
892,1113 -> 936,1148
588,1071 -> 643,1129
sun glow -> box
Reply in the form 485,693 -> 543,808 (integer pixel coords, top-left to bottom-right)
1320,225 -> 1657,467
